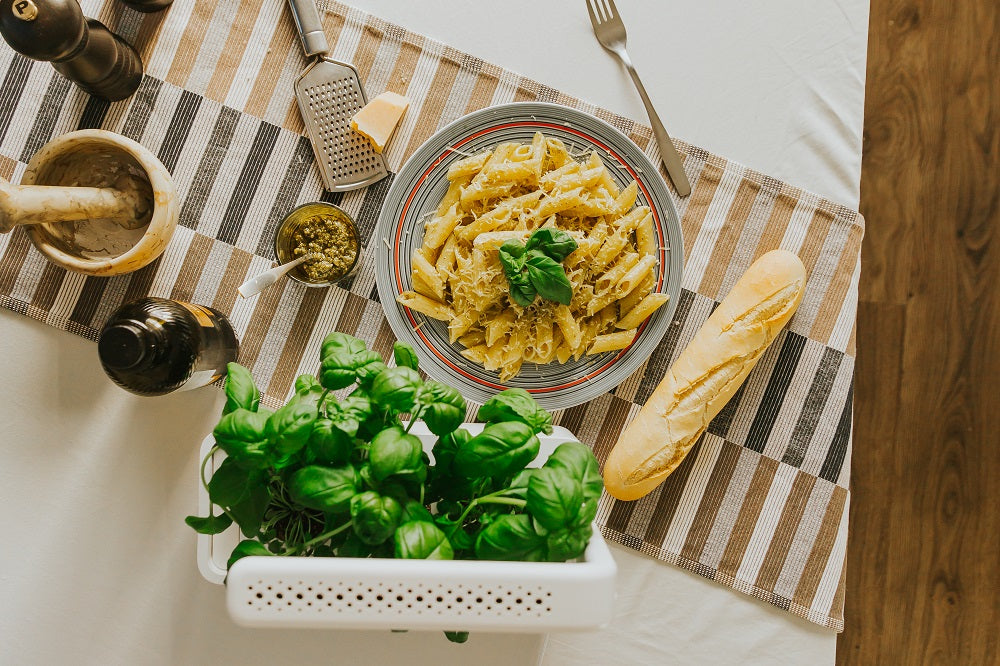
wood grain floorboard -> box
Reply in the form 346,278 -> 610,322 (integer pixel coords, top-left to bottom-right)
838,0 -> 999,663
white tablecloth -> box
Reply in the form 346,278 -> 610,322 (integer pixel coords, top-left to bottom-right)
0,1 -> 867,663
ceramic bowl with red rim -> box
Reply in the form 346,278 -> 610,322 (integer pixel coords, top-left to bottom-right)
373,102 -> 684,410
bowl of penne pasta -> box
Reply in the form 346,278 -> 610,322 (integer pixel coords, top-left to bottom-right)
374,102 -> 684,410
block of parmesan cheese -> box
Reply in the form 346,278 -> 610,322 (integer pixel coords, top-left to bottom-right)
350,91 -> 410,153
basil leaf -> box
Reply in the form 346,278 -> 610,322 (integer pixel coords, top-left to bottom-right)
208,457 -> 256,506
525,228 -> 578,262
419,380 -> 467,436
478,388 -> 554,435
319,332 -> 378,390
545,441 -> 603,500
433,514 -> 475,552
334,533 -> 368,558
545,524 -> 591,561
507,468 -> 535,494
474,513 -> 548,561
526,466 -> 584,532
226,540 -> 271,571
454,421 -> 540,480
223,363 -> 260,415
228,483 -> 271,538
368,426 -> 423,482
543,441 -> 602,526
213,409 -> 272,469
354,357 -> 388,390
498,239 -> 527,272
307,417 -> 354,466
499,240 -> 537,307
428,429 -> 475,502
350,491 -> 402,545
507,269 -> 537,307
341,393 -> 385,442
340,394 -> 374,421
264,401 -> 317,456
288,384 -> 324,413
393,341 -> 420,370
288,464 -> 358,514
394,521 -> 454,560
185,512 -> 233,535
525,250 -> 573,305
431,428 -> 469,471
401,499 -> 435,524
293,373 -> 320,395
208,457 -> 270,537
320,331 -> 368,363
370,366 -> 422,413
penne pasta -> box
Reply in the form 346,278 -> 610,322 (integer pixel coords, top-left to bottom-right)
460,344 -> 488,364
617,292 -> 670,330
554,304 -> 583,350
406,132 -> 665,380
435,234 -> 458,275
619,271 -> 655,316
411,251 -> 445,300
594,253 -> 641,296
615,255 -> 657,297
588,328 -> 637,354
397,291 -> 454,321
635,212 -> 656,257
448,151 -> 492,182
457,191 -> 542,241
423,202 -> 465,250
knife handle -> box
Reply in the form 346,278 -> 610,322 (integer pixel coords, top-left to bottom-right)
287,0 -> 328,57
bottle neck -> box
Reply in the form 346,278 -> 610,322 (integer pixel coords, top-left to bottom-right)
98,321 -> 160,370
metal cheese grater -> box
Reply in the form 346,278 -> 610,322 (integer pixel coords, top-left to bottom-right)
286,0 -> 388,192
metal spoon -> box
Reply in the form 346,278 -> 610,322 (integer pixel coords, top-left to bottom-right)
238,253 -> 318,298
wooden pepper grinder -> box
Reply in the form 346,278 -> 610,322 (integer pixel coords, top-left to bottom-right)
0,0 -> 143,101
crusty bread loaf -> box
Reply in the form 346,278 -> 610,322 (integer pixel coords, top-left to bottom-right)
603,250 -> 807,501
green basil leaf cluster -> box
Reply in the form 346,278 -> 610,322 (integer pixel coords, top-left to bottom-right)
498,228 -> 578,307
472,441 -> 601,562
185,335 -> 604,645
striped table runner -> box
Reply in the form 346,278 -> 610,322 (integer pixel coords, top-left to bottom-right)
0,0 -> 861,631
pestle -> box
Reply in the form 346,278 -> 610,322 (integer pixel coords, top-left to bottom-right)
0,178 -> 153,234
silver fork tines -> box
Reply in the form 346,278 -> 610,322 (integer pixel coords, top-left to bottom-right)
586,0 -> 691,197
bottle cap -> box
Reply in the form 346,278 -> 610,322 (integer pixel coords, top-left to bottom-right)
98,322 -> 152,370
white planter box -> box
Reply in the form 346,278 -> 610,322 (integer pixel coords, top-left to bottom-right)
196,423 -> 617,632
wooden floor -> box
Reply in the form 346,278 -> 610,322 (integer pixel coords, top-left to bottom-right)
838,0 -> 999,663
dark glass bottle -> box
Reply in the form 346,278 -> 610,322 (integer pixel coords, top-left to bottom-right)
98,297 -> 239,396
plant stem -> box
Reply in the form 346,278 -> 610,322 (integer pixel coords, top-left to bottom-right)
317,389 -> 330,417
199,445 -> 242,527
477,497 -> 526,508
199,445 -> 219,493
289,521 -> 352,555
454,491 -> 527,528
404,405 -> 425,434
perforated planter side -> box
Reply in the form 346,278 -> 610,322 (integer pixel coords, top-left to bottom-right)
196,424 -> 618,632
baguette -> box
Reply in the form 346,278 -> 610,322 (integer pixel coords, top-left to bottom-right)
603,250 -> 807,501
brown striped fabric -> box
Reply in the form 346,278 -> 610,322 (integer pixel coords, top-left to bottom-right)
0,0 -> 862,631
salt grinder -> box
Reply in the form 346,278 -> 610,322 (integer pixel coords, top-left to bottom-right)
0,0 -> 143,101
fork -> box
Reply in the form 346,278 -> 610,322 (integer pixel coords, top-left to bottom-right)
586,0 -> 692,197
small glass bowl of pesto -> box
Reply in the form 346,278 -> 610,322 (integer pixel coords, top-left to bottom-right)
274,202 -> 361,287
